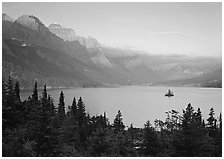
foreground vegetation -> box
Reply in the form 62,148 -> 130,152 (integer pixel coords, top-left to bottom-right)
2,76 -> 222,157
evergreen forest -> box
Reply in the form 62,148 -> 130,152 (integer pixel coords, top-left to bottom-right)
2,76 -> 222,157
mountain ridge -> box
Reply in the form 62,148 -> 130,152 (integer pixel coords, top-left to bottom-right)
2,13 -> 222,88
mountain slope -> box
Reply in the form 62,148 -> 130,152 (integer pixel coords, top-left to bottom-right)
48,23 -> 163,84
2,14 -> 148,87
155,65 -> 222,88
107,54 -> 163,83
3,14 -> 221,88
2,15 -> 100,88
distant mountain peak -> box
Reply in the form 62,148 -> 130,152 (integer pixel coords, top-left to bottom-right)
48,23 -> 62,28
16,14 -> 47,31
48,23 -> 101,48
48,23 -> 76,41
2,13 -> 14,22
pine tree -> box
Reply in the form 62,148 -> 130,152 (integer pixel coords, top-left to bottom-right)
57,91 -> 65,125
35,85 -> 59,156
15,81 -> 21,102
42,84 -> 47,101
62,96 -> 81,149
76,97 -> 88,143
175,103 -> 196,156
70,97 -> 77,121
207,108 -> 216,131
50,92 -> 66,153
21,82 -> 42,155
173,104 -> 214,156
142,121 -> 161,156
206,108 -> 220,156
2,76 -> 21,129
182,103 -> 194,129
32,81 -> 38,101
196,108 -> 202,125
113,110 -> 125,133
48,95 -> 56,116
77,97 -> 86,127
3,80 -> 39,156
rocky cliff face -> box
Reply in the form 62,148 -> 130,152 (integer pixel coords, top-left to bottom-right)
48,23 -> 114,69
77,36 -> 101,49
16,15 -> 47,32
48,23 -> 76,41
48,23 -> 100,49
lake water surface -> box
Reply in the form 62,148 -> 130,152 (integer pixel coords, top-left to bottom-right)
21,86 -> 222,128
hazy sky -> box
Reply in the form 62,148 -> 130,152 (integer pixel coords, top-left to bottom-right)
2,2 -> 222,57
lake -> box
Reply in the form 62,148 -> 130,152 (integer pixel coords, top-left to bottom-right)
21,86 -> 222,128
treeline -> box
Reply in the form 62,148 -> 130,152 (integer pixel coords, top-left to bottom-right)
2,77 -> 222,157
3,66 -> 100,89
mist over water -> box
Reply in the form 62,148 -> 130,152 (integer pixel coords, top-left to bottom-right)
21,86 -> 221,128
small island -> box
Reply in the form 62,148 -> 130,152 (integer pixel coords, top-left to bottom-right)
165,89 -> 174,97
